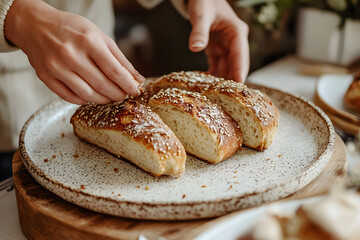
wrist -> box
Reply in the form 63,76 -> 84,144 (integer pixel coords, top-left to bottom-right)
4,0 -> 55,50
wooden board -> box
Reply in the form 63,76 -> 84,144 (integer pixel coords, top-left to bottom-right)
13,134 -> 347,240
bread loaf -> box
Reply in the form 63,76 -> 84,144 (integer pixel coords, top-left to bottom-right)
203,80 -> 279,151
70,100 -> 186,177
344,72 -> 360,111
146,71 -> 223,94
148,88 -> 242,164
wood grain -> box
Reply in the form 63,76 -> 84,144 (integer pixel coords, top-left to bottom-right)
13,134 -> 346,240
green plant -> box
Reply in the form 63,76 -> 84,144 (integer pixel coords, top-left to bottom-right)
234,0 -> 360,29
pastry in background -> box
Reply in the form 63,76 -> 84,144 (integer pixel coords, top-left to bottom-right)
344,71 -> 360,111
239,192 -> 360,240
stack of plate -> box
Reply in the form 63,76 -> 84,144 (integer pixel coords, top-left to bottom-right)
315,74 -> 360,136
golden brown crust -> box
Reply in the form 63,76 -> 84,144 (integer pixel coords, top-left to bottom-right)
203,80 -> 279,151
146,71 -> 224,94
344,72 -> 360,111
148,88 -> 242,161
70,100 -> 185,160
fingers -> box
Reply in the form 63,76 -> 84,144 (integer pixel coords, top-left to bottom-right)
188,0 -> 214,52
41,77 -> 87,105
71,54 -> 128,102
207,55 -> 219,76
88,39 -> 140,97
44,60 -> 111,104
230,25 -> 250,83
104,35 -> 145,84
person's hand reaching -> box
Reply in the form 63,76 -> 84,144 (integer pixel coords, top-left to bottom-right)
4,0 -> 144,105
188,0 -> 249,83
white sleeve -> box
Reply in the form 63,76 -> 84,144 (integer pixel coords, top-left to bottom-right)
136,0 -> 189,19
0,0 -> 18,52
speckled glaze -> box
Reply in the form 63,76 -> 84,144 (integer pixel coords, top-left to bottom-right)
19,84 -> 335,220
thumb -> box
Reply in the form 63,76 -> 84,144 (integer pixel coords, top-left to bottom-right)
188,4 -> 213,52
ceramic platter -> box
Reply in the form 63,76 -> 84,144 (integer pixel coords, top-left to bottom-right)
19,84 -> 335,220
316,74 -> 360,125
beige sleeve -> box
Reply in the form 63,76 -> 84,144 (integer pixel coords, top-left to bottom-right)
0,0 -> 18,52
136,0 -> 189,19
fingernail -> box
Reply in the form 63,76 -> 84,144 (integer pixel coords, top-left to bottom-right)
191,41 -> 205,48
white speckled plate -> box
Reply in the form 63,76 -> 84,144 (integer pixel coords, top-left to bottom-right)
19,84 -> 335,220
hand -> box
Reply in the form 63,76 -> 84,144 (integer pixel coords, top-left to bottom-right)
4,0 -> 144,105
187,0 -> 249,83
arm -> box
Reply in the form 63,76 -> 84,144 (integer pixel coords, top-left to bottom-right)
0,0 -> 17,51
187,0 -> 249,83
4,0 -> 144,105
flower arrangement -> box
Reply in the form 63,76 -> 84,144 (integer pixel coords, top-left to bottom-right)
234,0 -> 360,29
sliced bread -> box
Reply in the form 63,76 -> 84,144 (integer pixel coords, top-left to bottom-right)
70,100 -> 186,177
146,71 -> 223,94
203,80 -> 279,151
148,88 -> 242,164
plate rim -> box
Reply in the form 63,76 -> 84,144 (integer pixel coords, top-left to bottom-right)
18,84 -> 335,219
316,74 -> 360,125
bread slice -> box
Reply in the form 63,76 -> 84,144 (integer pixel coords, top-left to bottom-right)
203,80 -> 279,151
70,100 -> 186,177
148,88 -> 242,164
146,71 -> 223,94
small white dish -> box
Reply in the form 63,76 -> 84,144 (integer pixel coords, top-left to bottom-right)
316,74 -> 360,124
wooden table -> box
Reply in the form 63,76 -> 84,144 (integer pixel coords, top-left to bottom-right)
12,133 -> 347,240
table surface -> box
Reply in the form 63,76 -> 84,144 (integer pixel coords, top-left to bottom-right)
0,55 -> 352,240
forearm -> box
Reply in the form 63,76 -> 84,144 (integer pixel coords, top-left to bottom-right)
0,0 -> 16,51
4,0 -> 57,52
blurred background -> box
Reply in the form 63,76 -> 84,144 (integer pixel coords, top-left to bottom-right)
112,0 -> 295,77
112,0 -> 360,78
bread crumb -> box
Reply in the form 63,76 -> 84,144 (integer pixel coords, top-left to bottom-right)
266,158 -> 270,161
136,185 -> 140,188
234,182 -> 239,184
201,185 -> 207,188
229,185 -> 233,189
118,194 -> 122,196
145,186 -> 149,190
234,170 -> 238,173
61,133 -> 65,137
43,158 -> 48,162
73,154 -> 79,158
80,185 -> 86,190
51,155 -> 56,159
278,154 -> 282,157
112,191 -> 114,194
182,194 -> 186,199
106,161 -> 110,165
114,168 -> 119,173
